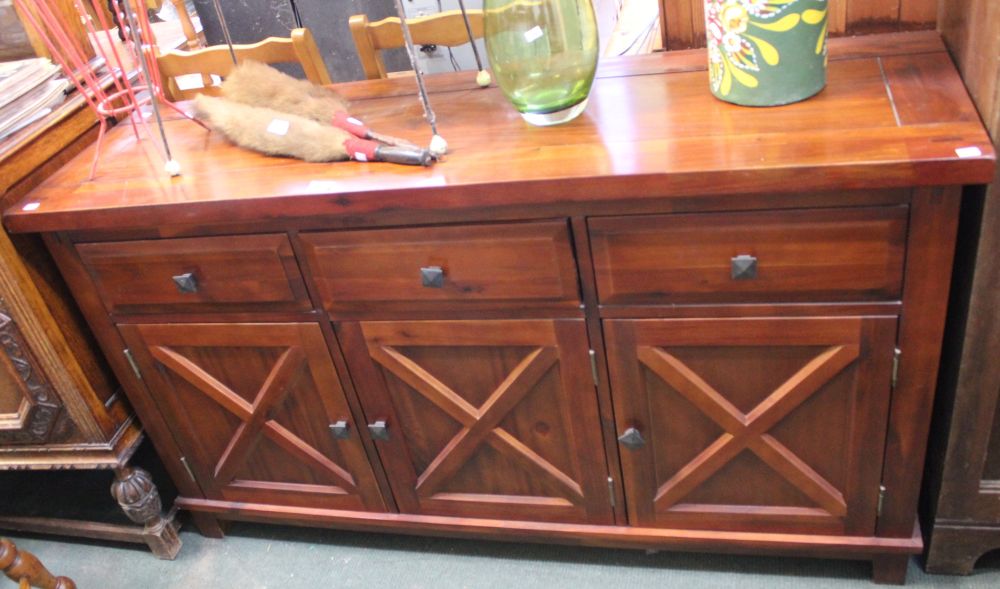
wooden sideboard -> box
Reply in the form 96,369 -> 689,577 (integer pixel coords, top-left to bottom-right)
3,32 -> 994,584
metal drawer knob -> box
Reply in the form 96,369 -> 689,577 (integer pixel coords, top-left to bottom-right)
368,420 -> 390,441
731,255 -> 758,280
618,427 -> 646,450
329,420 -> 351,440
420,266 -> 444,288
172,272 -> 199,293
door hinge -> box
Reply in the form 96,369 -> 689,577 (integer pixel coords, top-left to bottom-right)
891,347 -> 901,390
589,349 -> 599,387
179,456 -> 197,484
877,484 -> 886,517
607,476 -> 615,508
123,348 -> 142,380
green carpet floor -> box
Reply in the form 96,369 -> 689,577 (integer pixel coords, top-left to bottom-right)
5,522 -> 1000,588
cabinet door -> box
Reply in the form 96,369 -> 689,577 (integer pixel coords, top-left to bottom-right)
119,323 -> 386,512
605,316 -> 896,535
339,319 -> 613,524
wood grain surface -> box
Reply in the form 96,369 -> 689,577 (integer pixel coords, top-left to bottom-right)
3,32 -> 993,236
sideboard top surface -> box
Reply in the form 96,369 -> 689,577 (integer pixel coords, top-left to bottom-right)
3,31 -> 994,235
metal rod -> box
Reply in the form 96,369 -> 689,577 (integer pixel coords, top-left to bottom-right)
287,0 -> 303,28
122,0 -> 173,164
391,0 -> 438,136
210,0 -> 237,64
455,0 -> 484,72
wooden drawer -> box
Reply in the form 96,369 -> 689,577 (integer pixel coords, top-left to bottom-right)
77,234 -> 311,314
300,221 -> 580,312
589,207 -> 908,305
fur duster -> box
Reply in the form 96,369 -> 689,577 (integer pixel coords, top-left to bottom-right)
220,60 -> 349,124
194,94 -> 350,162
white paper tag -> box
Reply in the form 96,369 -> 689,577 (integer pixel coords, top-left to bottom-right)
524,26 -> 544,43
22,202 -> 40,211
266,118 -> 290,136
955,146 -> 983,158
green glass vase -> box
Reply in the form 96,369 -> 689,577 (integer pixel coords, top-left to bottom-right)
484,0 -> 599,126
705,0 -> 830,106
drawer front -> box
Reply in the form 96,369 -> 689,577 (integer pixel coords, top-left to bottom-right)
589,207 -> 908,305
300,221 -> 580,311
77,234 -> 311,313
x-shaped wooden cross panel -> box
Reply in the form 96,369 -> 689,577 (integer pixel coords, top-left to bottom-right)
637,344 -> 859,517
371,345 -> 584,503
150,345 -> 357,492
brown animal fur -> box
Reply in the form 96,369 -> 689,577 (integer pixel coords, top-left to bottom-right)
194,94 -> 350,162
220,60 -> 349,124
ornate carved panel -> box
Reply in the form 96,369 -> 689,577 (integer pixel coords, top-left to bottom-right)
0,298 -> 71,444
606,316 -> 897,535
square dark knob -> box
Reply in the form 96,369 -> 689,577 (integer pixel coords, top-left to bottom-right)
730,255 -> 758,280
172,272 -> 199,293
420,266 -> 444,288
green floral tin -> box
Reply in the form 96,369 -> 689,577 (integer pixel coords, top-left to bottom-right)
705,0 -> 829,106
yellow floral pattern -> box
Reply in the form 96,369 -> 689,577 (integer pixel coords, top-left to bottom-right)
706,0 -> 828,97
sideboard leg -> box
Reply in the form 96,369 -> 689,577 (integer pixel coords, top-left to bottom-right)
872,555 -> 910,585
189,512 -> 226,539
110,467 -> 182,559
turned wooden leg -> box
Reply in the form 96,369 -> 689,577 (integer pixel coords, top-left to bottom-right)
0,538 -> 76,589
872,555 -> 910,585
189,512 -> 226,539
110,466 -> 182,560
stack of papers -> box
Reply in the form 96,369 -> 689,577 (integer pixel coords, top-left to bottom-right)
0,57 -> 69,141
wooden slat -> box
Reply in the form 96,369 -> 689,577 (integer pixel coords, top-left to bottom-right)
847,0 -> 901,34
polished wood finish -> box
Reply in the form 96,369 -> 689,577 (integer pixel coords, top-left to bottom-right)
922,0 -> 1000,574
0,538 -> 75,589
589,207 -> 908,305
4,32 -> 992,236
157,27 -> 331,101
659,0 -> 938,50
338,319 -> 612,523
300,221 -> 580,313
77,234 -> 311,315
2,34 -> 993,583
349,10 -> 484,79
606,317 -> 895,535
119,322 -> 386,512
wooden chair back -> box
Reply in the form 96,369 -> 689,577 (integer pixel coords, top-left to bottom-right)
349,9 -> 484,80
156,27 -> 332,101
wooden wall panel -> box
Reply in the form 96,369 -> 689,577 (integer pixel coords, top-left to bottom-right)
939,0 -> 1000,135
661,0 -> 937,49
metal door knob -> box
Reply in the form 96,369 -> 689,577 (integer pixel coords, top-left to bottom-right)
329,420 -> 350,440
731,255 -> 758,280
618,427 -> 646,449
420,266 -> 444,288
172,272 -> 199,293
368,420 -> 390,440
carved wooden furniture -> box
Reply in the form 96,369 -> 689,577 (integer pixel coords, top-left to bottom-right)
156,27 -> 331,101
920,0 -> 1000,574
349,9 -> 484,79
0,538 -> 75,589
3,32 -> 994,584
0,73 -> 179,558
